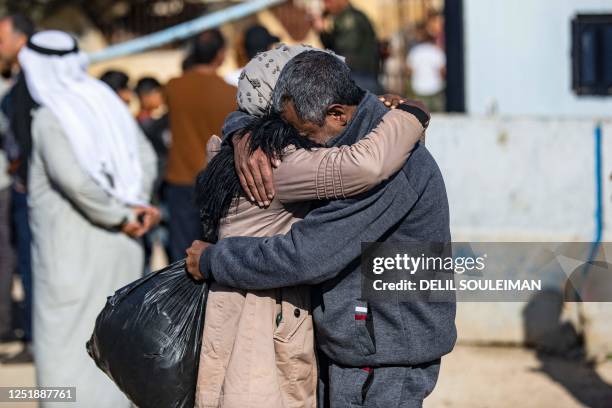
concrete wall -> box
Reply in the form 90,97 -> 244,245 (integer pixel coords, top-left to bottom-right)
464,0 -> 612,117
427,115 -> 612,241
426,114 -> 612,359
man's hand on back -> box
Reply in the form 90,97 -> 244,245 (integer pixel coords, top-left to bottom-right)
379,94 -> 430,129
233,132 -> 277,208
379,94 -> 406,109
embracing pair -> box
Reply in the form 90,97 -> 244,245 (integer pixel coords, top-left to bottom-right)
187,44 -> 456,408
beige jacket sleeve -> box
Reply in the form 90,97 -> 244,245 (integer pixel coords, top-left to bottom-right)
275,109 -> 424,203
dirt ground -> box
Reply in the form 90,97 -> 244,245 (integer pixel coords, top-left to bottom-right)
1,343 -> 611,407
426,345 -> 612,408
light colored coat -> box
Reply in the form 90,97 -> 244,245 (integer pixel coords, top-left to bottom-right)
195,109 -> 423,408
28,107 -> 157,408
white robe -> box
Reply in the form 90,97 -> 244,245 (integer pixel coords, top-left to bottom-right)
28,107 -> 157,408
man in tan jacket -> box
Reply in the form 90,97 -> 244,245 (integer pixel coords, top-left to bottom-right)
165,28 -> 236,262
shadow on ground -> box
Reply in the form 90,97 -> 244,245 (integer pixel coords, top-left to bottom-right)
523,289 -> 612,408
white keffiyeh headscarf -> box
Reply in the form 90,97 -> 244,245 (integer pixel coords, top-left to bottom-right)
19,30 -> 144,205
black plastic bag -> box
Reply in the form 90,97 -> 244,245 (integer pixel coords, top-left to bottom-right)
87,260 -> 208,408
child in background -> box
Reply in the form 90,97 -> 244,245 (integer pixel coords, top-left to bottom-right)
135,77 -> 165,123
135,77 -> 170,182
135,77 -> 171,272
100,70 -> 132,105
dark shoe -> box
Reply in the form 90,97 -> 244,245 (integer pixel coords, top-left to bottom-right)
0,347 -> 33,364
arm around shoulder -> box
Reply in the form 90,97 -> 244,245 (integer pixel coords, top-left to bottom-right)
275,108 -> 423,203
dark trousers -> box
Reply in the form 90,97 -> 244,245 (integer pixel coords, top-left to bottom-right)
166,183 -> 201,263
11,187 -> 32,342
0,187 -> 13,336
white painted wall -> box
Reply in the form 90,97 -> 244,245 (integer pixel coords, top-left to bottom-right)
464,0 -> 612,117
426,115 -> 612,241
425,115 -> 612,356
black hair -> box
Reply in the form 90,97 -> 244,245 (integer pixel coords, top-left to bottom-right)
3,13 -> 35,38
100,70 -> 129,92
195,115 -> 318,242
192,28 -> 225,65
244,24 -> 279,60
135,77 -> 161,96
272,50 -> 364,126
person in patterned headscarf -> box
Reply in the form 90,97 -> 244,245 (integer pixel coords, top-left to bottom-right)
236,43 -> 342,116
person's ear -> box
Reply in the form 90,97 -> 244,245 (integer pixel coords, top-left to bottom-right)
326,104 -> 348,125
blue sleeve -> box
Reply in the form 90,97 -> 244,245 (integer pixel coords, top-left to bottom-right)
200,171 -> 419,290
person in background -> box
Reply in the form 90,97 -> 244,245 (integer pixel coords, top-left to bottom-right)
135,77 -> 164,122
406,23 -> 446,112
20,31 -> 159,407
100,69 -> 132,104
135,76 -> 170,272
135,76 -> 170,180
164,28 -> 236,262
426,10 -> 445,50
313,0 -> 383,94
0,12 -> 35,363
224,24 -> 279,87
0,67 -> 13,345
